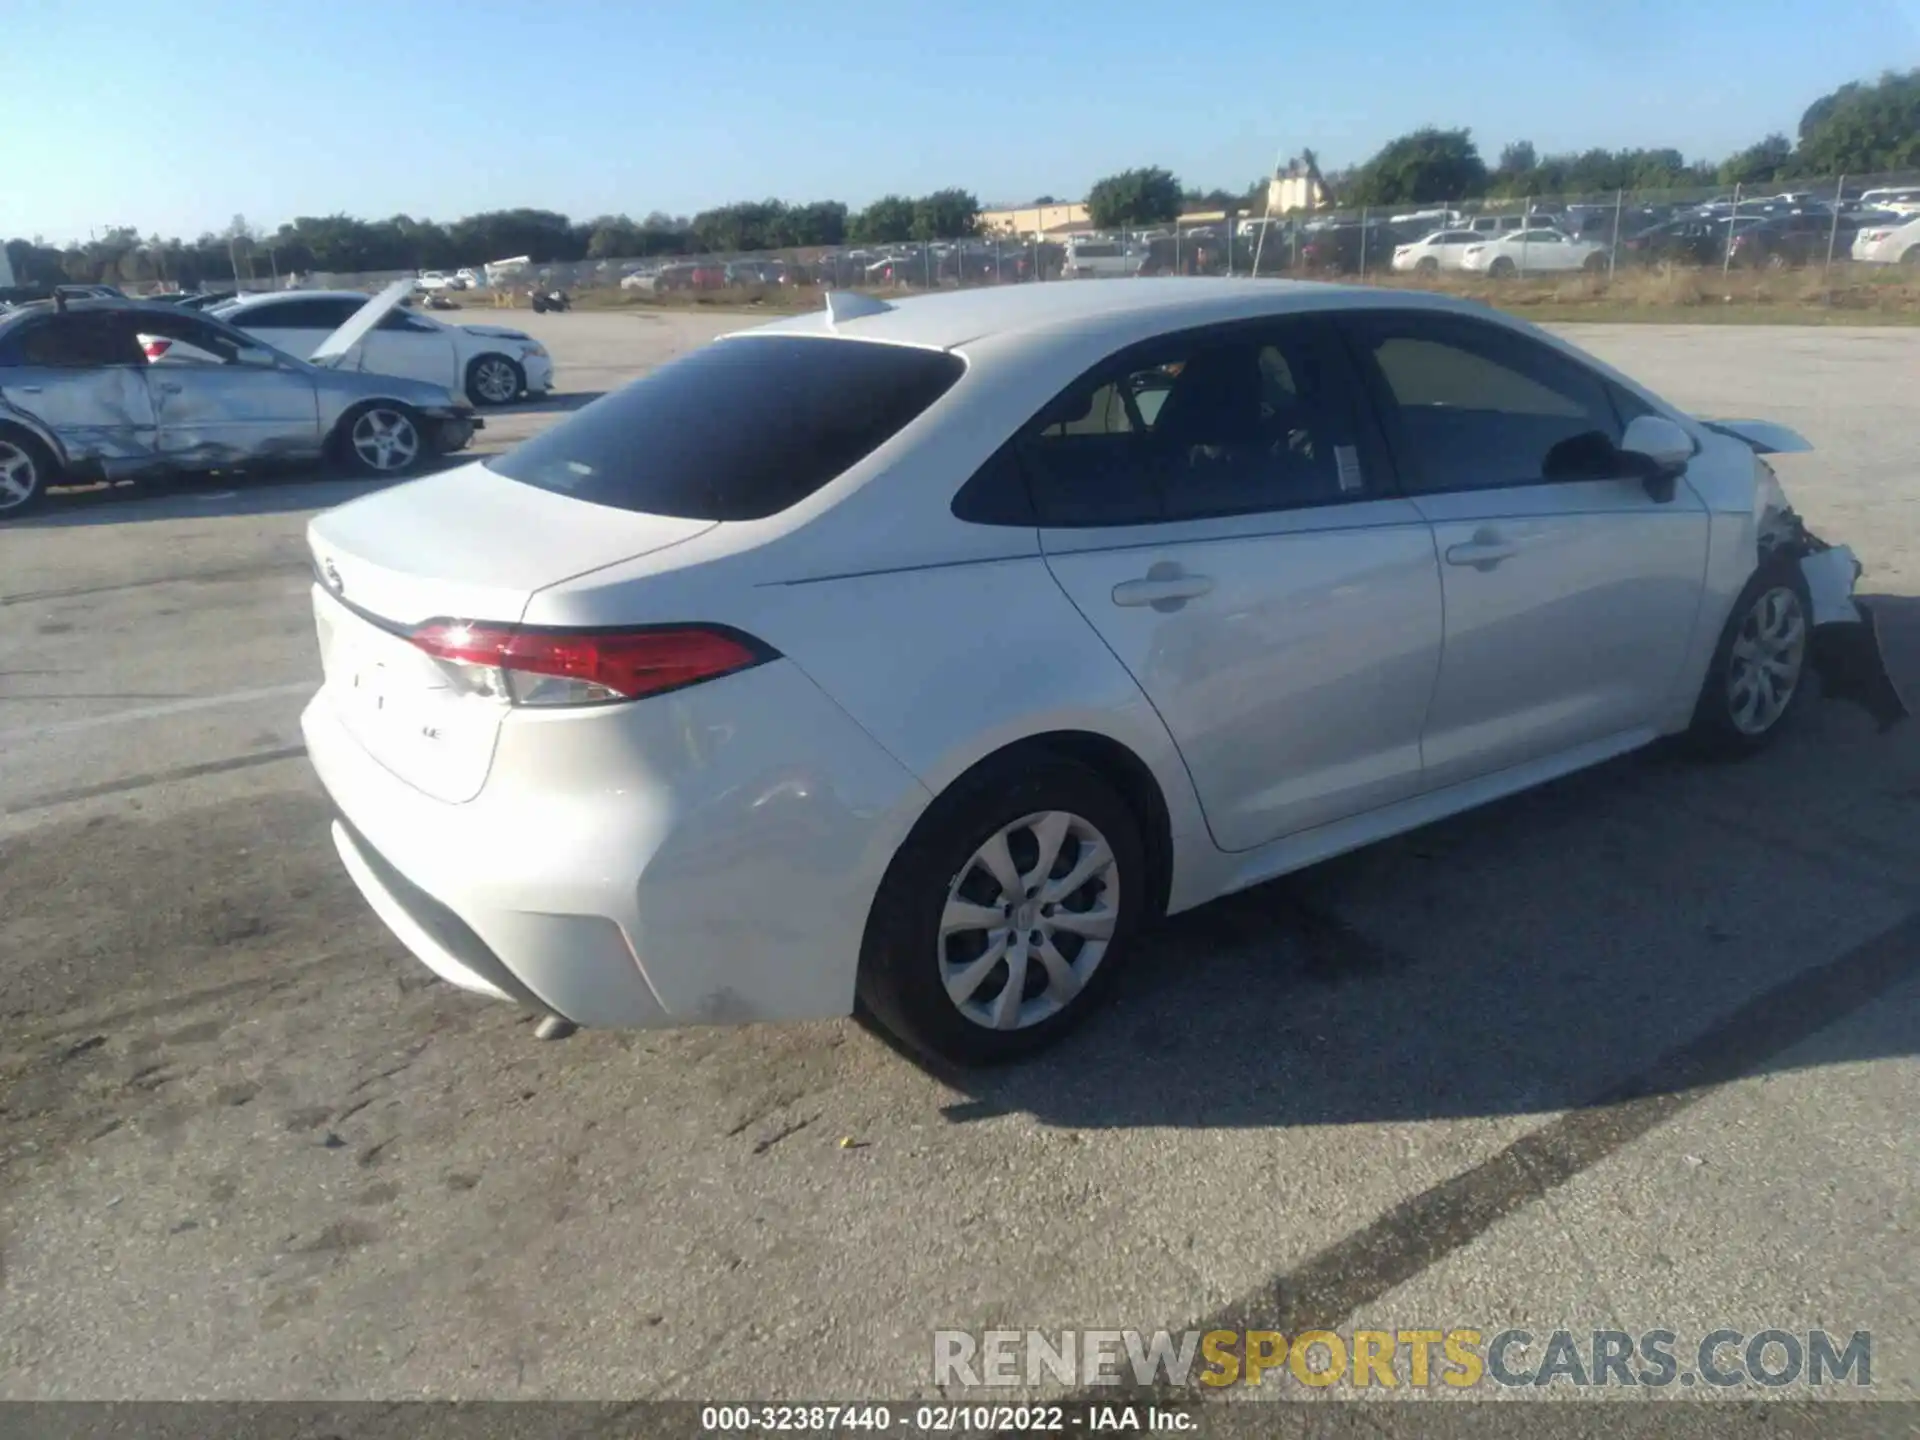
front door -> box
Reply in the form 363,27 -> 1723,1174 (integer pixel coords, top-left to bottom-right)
1339,312 -> 1711,789
1021,317 -> 1444,853
136,311 -> 321,466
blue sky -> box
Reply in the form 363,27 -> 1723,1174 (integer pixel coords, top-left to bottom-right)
4,0 -> 1915,244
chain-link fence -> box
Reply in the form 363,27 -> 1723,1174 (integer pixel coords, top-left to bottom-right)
207,170 -> 1920,304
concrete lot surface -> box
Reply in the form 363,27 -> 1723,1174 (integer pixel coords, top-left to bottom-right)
1,309 -> 1916,1408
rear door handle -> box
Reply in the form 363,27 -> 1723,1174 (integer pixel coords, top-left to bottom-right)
1444,533 -> 1520,570
1112,567 -> 1215,610
13,385 -> 42,394
155,381 -> 183,394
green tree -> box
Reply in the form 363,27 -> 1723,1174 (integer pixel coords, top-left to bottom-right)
1346,128 -> 1488,206
850,195 -> 917,243
911,188 -> 981,241
1719,133 -> 1792,187
1794,69 -> 1920,175
1085,167 -> 1182,229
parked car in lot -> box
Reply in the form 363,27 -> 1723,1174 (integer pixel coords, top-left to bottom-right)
1391,229 -> 1482,274
0,291 -> 478,517
1856,186 -> 1920,217
1618,215 -> 1752,267
1060,237 -> 1146,278
1297,222 -> 1404,274
297,280 -> 1902,1064
1461,228 -> 1609,276
214,289 -> 552,406
1851,214 -> 1920,265
1726,212 -> 1859,269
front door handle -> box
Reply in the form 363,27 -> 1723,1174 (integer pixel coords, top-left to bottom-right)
1445,530 -> 1520,571
155,381 -> 183,394
1112,562 -> 1215,611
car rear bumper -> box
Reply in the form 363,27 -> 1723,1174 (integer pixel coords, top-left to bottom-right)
301,657 -> 930,1030
522,353 -> 555,393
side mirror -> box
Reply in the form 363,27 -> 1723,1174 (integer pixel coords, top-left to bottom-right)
1619,414 -> 1692,502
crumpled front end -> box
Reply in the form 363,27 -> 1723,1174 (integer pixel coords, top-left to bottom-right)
1760,502 -> 1908,731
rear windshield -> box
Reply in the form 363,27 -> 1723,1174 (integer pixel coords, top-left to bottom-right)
488,335 -> 964,520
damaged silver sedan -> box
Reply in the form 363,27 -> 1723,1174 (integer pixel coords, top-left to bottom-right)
0,283 -> 478,520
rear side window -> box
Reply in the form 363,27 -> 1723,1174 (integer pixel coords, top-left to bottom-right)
3,313 -> 142,367
489,336 -> 964,520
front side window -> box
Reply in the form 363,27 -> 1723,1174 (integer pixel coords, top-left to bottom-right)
134,312 -> 248,363
1012,320 -> 1368,527
1347,315 -> 1625,493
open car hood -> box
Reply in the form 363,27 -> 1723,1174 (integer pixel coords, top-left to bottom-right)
1698,418 -> 1815,454
309,279 -> 417,367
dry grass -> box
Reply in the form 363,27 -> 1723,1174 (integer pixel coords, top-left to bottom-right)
1348,263 -> 1920,324
561,265 -> 1920,325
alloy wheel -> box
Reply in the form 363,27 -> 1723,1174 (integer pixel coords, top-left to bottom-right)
350,408 -> 421,473
473,357 -> 519,404
0,440 -> 40,514
939,810 -> 1120,1032
1727,585 -> 1807,735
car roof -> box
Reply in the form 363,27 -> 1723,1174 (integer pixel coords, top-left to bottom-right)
0,296 -> 235,331
219,289 -> 372,308
745,277 -> 1501,356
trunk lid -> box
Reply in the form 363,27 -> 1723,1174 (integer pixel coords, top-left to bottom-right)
307,461 -> 716,803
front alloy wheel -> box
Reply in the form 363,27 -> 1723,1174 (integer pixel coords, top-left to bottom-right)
347,407 -> 422,475
1687,559 -> 1813,758
1727,585 -> 1808,736
0,436 -> 47,518
468,355 -> 522,406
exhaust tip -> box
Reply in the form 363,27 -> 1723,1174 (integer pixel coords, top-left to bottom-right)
534,1015 -> 579,1041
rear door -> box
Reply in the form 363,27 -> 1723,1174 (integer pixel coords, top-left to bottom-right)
137,311 -> 322,466
0,311 -> 158,472
1026,317 -> 1444,852
1338,311 -> 1710,789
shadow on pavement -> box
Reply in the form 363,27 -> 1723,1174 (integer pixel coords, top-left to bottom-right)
17,455 -> 474,528
487,390 -> 601,417
916,594 -> 1920,1132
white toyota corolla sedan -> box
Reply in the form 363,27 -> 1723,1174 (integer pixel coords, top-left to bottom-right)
300,279 -> 1902,1064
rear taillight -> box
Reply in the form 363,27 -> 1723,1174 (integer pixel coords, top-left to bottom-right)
143,339 -> 172,359
409,621 -> 771,707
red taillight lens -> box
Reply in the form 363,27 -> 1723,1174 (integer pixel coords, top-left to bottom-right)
143,339 -> 172,359
409,621 -> 769,707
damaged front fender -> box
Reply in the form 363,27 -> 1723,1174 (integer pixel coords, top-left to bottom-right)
1782,529 -> 1910,732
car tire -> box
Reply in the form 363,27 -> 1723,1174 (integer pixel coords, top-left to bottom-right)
1684,555 -> 1814,760
1584,252 -> 1609,272
1415,256 -> 1440,274
1489,256 -> 1517,278
1901,246 -> 1920,267
857,754 -> 1147,1066
0,427 -> 55,520
465,353 -> 524,407
333,403 -> 427,479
